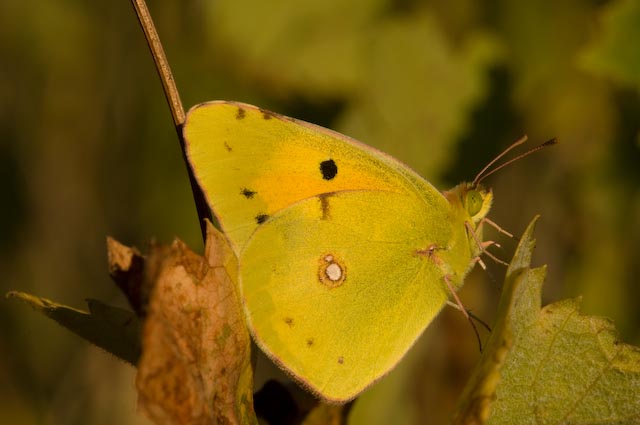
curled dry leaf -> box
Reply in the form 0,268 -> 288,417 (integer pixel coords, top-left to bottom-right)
5,291 -> 141,365
136,222 -> 256,425
107,237 -> 149,316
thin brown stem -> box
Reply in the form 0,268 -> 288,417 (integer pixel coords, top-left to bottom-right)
129,0 -> 212,240
130,0 -> 185,127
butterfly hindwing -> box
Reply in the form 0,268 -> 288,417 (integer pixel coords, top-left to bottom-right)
241,190 -> 453,401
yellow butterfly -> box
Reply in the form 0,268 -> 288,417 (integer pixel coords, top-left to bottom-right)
183,102 -> 551,403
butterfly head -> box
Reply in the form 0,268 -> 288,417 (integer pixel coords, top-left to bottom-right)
463,184 -> 493,223
445,183 -> 493,226
448,136 -> 556,225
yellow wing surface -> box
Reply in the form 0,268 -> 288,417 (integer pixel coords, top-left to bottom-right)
183,101 -> 476,402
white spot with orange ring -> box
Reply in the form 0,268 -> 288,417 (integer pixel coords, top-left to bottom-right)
318,253 -> 346,288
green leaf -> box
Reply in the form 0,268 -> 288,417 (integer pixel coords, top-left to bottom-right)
579,0 -> 640,90
206,0 -> 502,177
338,13 -> 501,176
206,0 -> 384,97
5,291 -> 141,365
453,216 -> 640,424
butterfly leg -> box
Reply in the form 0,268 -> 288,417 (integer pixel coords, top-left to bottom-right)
443,274 -> 485,351
470,255 -> 487,271
417,245 -> 488,350
474,220 -> 503,250
465,222 -> 508,266
445,300 -> 492,333
480,217 -> 515,239
443,274 -> 469,321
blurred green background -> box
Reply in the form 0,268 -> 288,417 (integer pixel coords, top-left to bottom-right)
1,0 -> 639,423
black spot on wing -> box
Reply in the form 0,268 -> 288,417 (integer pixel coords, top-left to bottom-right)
241,188 -> 257,199
284,317 -> 294,327
224,142 -> 232,152
236,107 -> 246,119
337,356 -> 344,364
306,338 -> 314,347
320,159 -> 338,180
256,214 -> 269,224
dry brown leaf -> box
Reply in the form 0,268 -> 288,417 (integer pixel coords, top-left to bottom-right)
136,222 -> 256,425
107,236 -> 150,316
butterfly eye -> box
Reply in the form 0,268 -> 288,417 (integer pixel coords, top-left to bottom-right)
465,190 -> 483,217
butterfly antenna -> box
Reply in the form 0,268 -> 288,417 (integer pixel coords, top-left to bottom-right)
473,138 -> 558,186
472,135 -> 528,186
